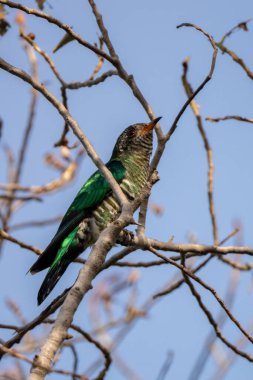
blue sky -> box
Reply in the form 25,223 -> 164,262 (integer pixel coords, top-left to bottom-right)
1,0 -> 253,379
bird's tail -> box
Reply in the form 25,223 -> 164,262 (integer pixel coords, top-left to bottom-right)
37,229 -> 80,305
37,257 -> 70,305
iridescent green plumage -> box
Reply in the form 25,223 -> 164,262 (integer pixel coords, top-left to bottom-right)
30,118 -> 161,305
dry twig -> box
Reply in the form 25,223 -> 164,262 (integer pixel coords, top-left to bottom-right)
181,57 -> 218,244
206,115 -> 253,124
150,248 -> 253,362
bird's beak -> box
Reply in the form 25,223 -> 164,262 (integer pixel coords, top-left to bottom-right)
143,117 -> 162,133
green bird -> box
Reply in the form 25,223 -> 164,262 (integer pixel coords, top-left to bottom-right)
30,117 -> 161,305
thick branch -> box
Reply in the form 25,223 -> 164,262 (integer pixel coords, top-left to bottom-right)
28,176 -> 156,379
0,344 -> 86,379
111,234 -> 253,257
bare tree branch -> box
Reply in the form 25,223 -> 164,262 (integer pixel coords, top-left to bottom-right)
149,248 -> 253,348
0,0 -> 114,63
181,57 -> 218,244
65,70 -> 118,90
0,344 -> 87,379
178,260 -> 253,363
206,115 -> 253,124
0,57 -> 127,206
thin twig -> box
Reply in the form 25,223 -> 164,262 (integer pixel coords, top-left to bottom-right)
216,20 -> 253,81
0,345 -> 87,379
65,70 -> 118,89
0,150 -> 84,194
218,43 -> 253,80
0,290 -> 68,359
0,57 -> 127,206
88,37 -> 105,80
140,22 -> 218,236
0,0 -> 114,64
181,57 -> 218,244
10,215 -> 62,231
70,324 -> 111,380
206,115 -> 253,124
218,256 -> 253,271
177,261 -> 253,363
0,195 -> 42,202
164,23 -> 218,143
0,229 -> 85,264
20,30 -> 65,85
87,0 -> 159,132
102,247 -> 137,271
156,351 -> 174,380
188,260 -> 240,380
153,228 -> 239,298
0,323 -> 20,332
54,86 -> 70,147
210,321 -> 253,380
68,344 -> 79,380
1,30 -> 39,251
149,248 -> 253,347
219,19 -> 251,44
0,229 -> 42,255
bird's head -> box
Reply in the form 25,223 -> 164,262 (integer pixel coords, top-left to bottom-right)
111,117 -> 162,159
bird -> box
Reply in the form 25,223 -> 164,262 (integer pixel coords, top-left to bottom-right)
29,117 -> 161,305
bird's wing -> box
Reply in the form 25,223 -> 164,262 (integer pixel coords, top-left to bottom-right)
30,160 -> 126,273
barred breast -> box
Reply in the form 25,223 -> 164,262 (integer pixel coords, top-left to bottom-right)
90,161 -> 149,239
81,138 -> 152,242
